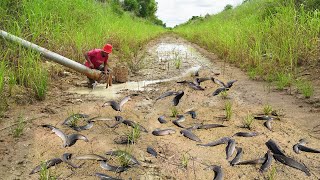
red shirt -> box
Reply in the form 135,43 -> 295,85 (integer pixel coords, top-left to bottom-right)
84,49 -> 108,69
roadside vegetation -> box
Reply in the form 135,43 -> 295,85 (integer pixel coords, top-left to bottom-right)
175,0 -> 319,97
0,0 -> 165,112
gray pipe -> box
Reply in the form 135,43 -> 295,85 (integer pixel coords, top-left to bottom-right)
0,30 -> 102,80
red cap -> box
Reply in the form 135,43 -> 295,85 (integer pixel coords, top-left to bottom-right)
103,44 -> 112,53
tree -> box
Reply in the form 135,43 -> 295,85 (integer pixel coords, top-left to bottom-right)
123,0 -> 139,14
223,4 -> 233,11
137,0 -> 157,18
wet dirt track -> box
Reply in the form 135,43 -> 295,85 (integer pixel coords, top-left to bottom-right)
0,35 -> 319,180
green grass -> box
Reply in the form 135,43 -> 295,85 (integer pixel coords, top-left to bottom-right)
126,124 -> 141,144
242,114 -> 255,130
171,107 -> 179,117
220,90 -> 228,99
174,58 -> 182,69
181,153 -> 189,168
12,115 -> 26,138
114,149 -> 133,167
263,104 -> 273,115
295,79 -> 314,98
225,101 -> 232,121
267,166 -> 277,180
175,0 -> 320,86
39,162 -> 57,180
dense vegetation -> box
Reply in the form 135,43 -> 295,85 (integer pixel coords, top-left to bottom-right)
0,0 -> 165,113
175,0 -> 319,97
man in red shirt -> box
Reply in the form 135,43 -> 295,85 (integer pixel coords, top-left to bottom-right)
84,44 -> 113,88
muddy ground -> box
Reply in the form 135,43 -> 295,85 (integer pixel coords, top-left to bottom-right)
0,35 -> 319,180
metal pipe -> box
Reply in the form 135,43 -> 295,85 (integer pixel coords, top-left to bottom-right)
0,30 -> 102,80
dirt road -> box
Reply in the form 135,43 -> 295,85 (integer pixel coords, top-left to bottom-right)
0,35 -> 319,180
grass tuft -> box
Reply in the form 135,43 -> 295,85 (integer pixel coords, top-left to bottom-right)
115,149 -> 133,167
220,90 -> 228,99
267,166 -> 277,180
181,153 -> 189,168
295,80 -> 314,98
263,104 -> 273,115
39,162 -> 57,180
126,124 -> 141,144
171,107 -> 179,117
13,115 -> 26,138
225,101 -> 232,121
242,114 -> 255,130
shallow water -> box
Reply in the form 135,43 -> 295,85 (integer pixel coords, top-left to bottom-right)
68,42 -> 217,99
68,65 -> 201,99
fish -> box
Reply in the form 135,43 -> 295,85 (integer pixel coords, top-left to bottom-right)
147,146 -> 158,157
293,142 -> 320,154
122,120 -> 148,133
212,87 -> 229,96
197,137 -> 230,147
211,78 -> 226,87
61,153 -> 81,168
70,120 -> 94,131
152,128 -> 176,136
95,172 -> 123,180
185,110 -> 197,119
158,115 -> 167,124
225,80 -> 237,88
260,150 -> 273,173
226,139 -> 236,160
102,96 -> 131,111
62,113 -> 89,125
204,165 -> 223,180
180,129 -> 201,142
75,154 -> 107,161
187,82 -> 205,91
230,147 -> 243,166
172,115 -> 186,128
197,124 -> 227,129
236,157 -> 267,165
266,139 -> 285,156
99,160 -> 129,173
273,154 -> 310,176
30,158 -> 62,174
155,91 -> 178,101
173,90 -> 184,106
106,150 -> 140,165
42,124 -> 88,147
232,132 -> 259,137
254,115 -> 274,121
194,77 -> 211,85
264,119 -> 273,131
108,116 -> 124,128
113,135 -> 132,144
185,123 -> 202,131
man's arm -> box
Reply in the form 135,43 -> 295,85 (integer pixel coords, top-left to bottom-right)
104,61 -> 109,74
85,53 -> 94,68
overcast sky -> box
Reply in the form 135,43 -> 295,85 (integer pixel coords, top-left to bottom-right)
156,0 -> 244,27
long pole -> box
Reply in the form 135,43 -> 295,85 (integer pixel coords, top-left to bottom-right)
0,30 -> 102,80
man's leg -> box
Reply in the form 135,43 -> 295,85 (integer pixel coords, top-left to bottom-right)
87,77 -> 95,88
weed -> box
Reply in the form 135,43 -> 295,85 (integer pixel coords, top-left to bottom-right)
115,149 -> 133,167
181,153 -> 189,168
220,90 -> 228,99
174,58 -> 182,69
263,104 -> 273,115
69,114 -> 81,127
39,162 -> 57,180
126,124 -> 141,144
174,1 -> 320,84
275,73 -> 292,90
171,107 -> 179,117
225,101 -> 232,121
13,115 -> 26,138
295,80 -> 314,98
242,114 -> 254,130
267,166 -> 277,180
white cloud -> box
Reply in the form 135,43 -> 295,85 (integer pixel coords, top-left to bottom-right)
156,0 -> 244,27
